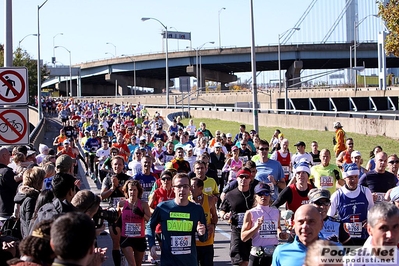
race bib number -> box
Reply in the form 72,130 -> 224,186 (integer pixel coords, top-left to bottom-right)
375,192 -> 386,202
171,235 -> 192,255
142,191 -> 150,202
259,220 -> 277,238
239,156 -> 248,164
237,213 -> 245,228
125,222 -> 141,237
204,187 -> 212,193
345,222 -> 362,237
320,176 -> 333,188
282,166 -> 290,175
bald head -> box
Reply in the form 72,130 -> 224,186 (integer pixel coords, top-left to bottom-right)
0,147 -> 10,165
294,204 -> 323,247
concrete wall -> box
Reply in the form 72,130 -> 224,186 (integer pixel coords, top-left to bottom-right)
80,87 -> 399,110
181,109 -> 399,140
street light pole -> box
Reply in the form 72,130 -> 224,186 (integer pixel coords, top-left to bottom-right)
278,27 -> 300,113
54,46 -> 72,97
19,34 -> 38,48
218,7 -> 226,49
106,42 -> 117,57
52,32 -> 63,66
141,17 -> 169,107
249,0 -> 258,132
105,52 -> 115,57
37,0 -> 49,120
197,41 -> 215,93
121,54 -> 137,95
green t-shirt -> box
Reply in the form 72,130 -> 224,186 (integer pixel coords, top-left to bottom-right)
310,163 -> 342,194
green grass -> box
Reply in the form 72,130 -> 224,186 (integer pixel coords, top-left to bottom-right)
182,117 -> 399,166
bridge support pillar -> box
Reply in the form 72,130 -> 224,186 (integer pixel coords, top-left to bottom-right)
107,74 -> 173,94
186,65 -> 237,90
105,74 -> 129,95
286,60 -> 303,88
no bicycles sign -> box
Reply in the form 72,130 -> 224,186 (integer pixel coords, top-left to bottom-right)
0,108 -> 29,145
0,68 -> 28,105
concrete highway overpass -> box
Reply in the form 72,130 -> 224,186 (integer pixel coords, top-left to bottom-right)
44,42 -> 399,96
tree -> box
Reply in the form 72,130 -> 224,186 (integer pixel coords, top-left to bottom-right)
0,45 -> 48,104
378,0 -> 399,57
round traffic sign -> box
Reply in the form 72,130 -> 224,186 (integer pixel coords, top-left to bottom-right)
0,70 -> 26,103
0,109 -> 27,144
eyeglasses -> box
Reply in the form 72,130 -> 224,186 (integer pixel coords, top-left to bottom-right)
173,184 -> 190,189
314,200 -> 331,207
389,160 -> 399,164
258,147 -> 269,151
161,177 -> 172,181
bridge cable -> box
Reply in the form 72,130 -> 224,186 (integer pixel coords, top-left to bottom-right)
321,0 -> 353,43
281,0 -> 318,45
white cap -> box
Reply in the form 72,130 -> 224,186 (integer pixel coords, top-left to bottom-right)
214,142 -> 222,148
184,144 -> 193,151
351,150 -> 361,158
226,133 -> 232,138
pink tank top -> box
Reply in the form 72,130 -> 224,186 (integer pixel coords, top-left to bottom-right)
249,205 -> 279,247
121,200 -> 145,238
230,158 -> 243,172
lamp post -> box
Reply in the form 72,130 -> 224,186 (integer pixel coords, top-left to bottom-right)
278,27 -> 300,113
54,46 -> 72,97
37,0 -> 49,120
121,54 -> 137,95
19,34 -> 38,48
52,33 -> 63,66
141,17 -> 169,107
197,41 -> 215,93
249,0 -> 258,132
354,14 -> 378,91
105,52 -> 115,58
106,42 -> 117,57
218,7 -> 226,49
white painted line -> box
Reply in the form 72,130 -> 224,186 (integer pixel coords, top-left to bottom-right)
216,226 -> 231,240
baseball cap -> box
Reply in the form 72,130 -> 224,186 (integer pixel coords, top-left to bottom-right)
351,150 -> 361,158
165,162 -> 177,171
56,154 -> 76,173
214,142 -> 222,148
254,183 -> 271,195
26,150 -> 37,157
294,141 -> 306,147
333,121 -> 342,128
226,133 -> 232,138
308,188 -> 331,203
63,139 -> 70,145
236,169 -> 251,178
184,144 -> 193,151
231,146 -> 238,152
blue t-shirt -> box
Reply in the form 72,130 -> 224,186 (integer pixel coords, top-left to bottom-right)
255,159 -> 285,200
133,173 -> 156,201
272,236 -> 307,266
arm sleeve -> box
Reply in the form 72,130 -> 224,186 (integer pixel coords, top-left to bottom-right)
272,187 -> 292,208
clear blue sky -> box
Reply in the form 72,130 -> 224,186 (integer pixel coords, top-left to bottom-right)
0,0 -> 380,83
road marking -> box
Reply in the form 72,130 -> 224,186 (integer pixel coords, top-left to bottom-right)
216,226 -> 231,240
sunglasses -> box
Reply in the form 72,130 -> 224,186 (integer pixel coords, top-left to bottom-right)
161,177 -> 172,181
314,200 -> 331,207
238,175 -> 251,179
389,160 -> 399,164
258,147 -> 269,151
256,191 -> 270,197
348,143 -> 354,145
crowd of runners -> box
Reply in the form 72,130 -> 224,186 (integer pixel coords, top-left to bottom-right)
0,97 -> 399,266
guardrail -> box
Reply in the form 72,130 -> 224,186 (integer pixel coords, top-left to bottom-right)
28,106 -> 45,148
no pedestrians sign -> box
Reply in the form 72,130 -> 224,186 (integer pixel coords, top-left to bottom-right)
0,68 -> 28,105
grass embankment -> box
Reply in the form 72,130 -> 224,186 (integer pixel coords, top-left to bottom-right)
182,118 -> 399,166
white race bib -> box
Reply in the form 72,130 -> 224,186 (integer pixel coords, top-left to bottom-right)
125,222 -> 141,237
345,222 -> 362,237
375,192 -> 386,202
259,220 -> 278,238
171,235 -> 192,255
282,166 -> 290,175
111,197 -> 123,208
320,176 -> 334,188
237,213 -> 245,228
